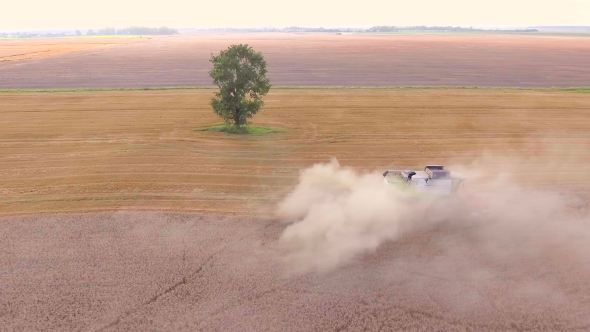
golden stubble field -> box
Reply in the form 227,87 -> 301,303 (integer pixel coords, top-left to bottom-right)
0,37 -> 141,62
1,88 -> 589,217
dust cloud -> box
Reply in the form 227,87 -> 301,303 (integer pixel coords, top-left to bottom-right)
276,157 -> 590,276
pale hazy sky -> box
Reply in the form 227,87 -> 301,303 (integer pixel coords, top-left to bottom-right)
3,0 -> 590,30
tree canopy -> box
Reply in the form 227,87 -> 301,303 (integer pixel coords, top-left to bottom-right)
209,44 -> 271,128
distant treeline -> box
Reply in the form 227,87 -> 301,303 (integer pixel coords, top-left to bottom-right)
491,29 -> 539,33
0,26 -> 179,38
367,26 -> 539,32
0,32 -> 70,38
1,25 -> 543,38
368,26 -> 479,32
186,27 -> 364,33
87,26 -> 178,36
281,26 -> 362,32
184,26 -> 539,33
179,27 -> 364,33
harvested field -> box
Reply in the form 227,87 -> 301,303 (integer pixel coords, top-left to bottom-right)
2,89 -> 590,331
1,34 -> 590,88
1,89 -> 589,216
2,211 -> 590,331
0,37 -> 141,62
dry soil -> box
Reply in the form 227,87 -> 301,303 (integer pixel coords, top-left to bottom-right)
1,89 -> 590,331
1,211 -> 589,331
0,37 -> 140,62
1,89 -> 589,216
1,34 -> 590,88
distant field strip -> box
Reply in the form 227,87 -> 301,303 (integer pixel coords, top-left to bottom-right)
0,37 -> 141,63
1,86 -> 590,93
1,34 -> 590,88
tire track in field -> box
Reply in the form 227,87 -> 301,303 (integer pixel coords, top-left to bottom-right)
94,218 -> 275,332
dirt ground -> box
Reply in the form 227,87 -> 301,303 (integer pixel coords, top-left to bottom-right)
1,89 -> 589,216
1,211 -> 589,331
1,89 -> 590,331
0,37 -> 141,62
1,33 -> 590,88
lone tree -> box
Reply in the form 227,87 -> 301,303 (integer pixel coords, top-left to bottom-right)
209,44 -> 271,129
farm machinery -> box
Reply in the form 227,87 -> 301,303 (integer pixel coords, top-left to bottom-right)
383,165 -> 464,196
383,165 -> 488,215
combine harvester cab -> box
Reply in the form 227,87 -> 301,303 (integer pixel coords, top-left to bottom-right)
382,165 -> 465,198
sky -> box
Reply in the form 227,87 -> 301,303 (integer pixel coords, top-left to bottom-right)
2,0 -> 590,30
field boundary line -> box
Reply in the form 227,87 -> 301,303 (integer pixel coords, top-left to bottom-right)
1,86 -> 590,93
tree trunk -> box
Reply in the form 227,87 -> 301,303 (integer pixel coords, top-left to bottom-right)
234,109 -> 241,128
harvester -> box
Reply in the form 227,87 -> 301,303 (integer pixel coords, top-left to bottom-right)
382,165 -> 465,197
382,165 -> 487,215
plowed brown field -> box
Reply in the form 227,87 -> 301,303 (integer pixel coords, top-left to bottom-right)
1,89 -> 589,216
1,33 -> 590,88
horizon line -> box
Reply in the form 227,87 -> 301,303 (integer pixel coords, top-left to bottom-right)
2,25 -> 590,33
